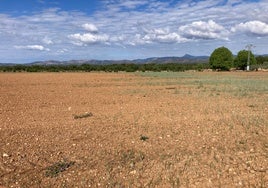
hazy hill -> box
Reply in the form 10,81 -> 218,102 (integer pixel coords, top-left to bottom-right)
23,54 -> 209,66
0,54 -> 210,66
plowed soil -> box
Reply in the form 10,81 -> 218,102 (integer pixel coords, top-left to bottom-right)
0,72 -> 267,187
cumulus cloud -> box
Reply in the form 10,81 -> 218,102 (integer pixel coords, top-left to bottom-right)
14,45 -> 50,51
68,33 -> 109,44
141,28 -> 188,43
69,23 -> 109,45
231,20 -> 268,36
1,0 -> 268,63
179,20 -> 229,40
153,32 -> 188,43
123,28 -> 188,45
82,23 -> 98,33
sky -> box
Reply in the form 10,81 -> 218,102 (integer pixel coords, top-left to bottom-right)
0,0 -> 268,63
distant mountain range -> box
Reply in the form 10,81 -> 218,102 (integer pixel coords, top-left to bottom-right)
28,54 -> 209,66
0,54 -> 209,66
132,54 -> 209,64
1,54 -> 268,66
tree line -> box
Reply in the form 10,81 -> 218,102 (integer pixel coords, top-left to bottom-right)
0,47 -> 267,72
209,47 -> 268,71
0,63 -> 211,72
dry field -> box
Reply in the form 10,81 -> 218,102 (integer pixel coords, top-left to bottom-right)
0,72 -> 267,187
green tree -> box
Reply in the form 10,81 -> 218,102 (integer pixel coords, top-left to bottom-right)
209,47 -> 233,71
255,56 -> 268,64
234,50 -> 256,70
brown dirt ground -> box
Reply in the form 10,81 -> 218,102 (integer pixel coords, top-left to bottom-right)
0,72 -> 267,187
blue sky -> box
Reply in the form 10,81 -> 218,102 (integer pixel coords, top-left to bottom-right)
0,0 -> 267,63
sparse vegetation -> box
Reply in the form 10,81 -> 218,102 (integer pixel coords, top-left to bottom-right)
256,55 -> 268,64
73,112 -> 93,119
0,72 -> 267,187
45,160 -> 75,178
140,135 -> 149,141
120,149 -> 146,168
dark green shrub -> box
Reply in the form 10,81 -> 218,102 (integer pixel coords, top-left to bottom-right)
45,161 -> 75,178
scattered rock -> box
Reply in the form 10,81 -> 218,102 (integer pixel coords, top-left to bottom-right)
129,170 -> 137,175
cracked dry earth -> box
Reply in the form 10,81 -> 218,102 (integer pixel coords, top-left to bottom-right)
0,72 -> 267,187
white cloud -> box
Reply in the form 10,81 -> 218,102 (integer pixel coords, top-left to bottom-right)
103,0 -> 148,10
144,28 -> 170,35
121,27 -> 189,45
153,32 -> 188,43
68,33 -> 109,44
141,28 -> 188,43
1,0 -> 268,63
231,20 -> 268,36
42,37 -> 53,45
127,34 -> 148,45
179,20 -> 229,40
14,45 -> 50,51
82,23 -> 98,33
119,0 -> 147,9
56,48 -> 68,54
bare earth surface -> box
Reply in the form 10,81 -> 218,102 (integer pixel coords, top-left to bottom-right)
0,72 -> 267,187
